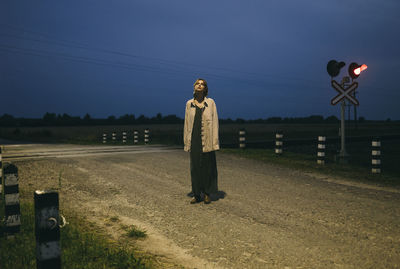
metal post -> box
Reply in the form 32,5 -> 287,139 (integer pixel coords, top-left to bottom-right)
317,136 -> 326,165
239,128 -> 246,149
4,163 -> 21,238
275,132 -> 283,155
372,138 -> 381,174
34,190 -> 61,269
354,91 -> 358,130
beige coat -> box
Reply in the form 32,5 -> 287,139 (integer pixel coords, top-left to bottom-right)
184,97 -> 220,152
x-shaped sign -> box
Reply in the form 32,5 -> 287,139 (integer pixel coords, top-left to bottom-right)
331,80 -> 359,106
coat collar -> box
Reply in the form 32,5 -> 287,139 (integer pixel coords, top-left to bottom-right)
190,97 -> 209,108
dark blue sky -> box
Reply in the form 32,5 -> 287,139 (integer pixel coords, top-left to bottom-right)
1,1 -> 399,120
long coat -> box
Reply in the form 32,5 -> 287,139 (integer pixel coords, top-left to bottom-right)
184,97 -> 220,153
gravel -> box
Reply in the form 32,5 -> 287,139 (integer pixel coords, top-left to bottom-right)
8,145 -> 400,268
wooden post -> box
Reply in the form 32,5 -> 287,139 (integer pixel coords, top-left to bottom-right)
102,133 -> 107,144
112,132 -> 116,143
34,190 -> 61,269
4,163 -> 21,237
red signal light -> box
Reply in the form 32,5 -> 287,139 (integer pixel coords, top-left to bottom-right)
354,64 -> 367,75
349,62 -> 367,79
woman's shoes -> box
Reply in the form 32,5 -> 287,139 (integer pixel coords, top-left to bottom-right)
190,195 -> 211,204
190,196 -> 200,204
204,194 -> 211,204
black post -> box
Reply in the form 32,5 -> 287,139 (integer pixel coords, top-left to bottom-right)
34,190 -> 61,269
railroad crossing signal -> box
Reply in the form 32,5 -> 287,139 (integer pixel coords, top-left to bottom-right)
327,60 -> 346,77
348,62 -> 368,79
331,80 -> 359,106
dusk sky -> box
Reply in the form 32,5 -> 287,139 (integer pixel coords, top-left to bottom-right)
1,1 -> 399,120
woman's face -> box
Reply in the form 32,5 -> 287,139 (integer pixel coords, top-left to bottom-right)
194,80 -> 206,92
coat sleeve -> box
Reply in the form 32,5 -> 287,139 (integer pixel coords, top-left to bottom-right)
183,102 -> 190,151
212,101 -> 220,150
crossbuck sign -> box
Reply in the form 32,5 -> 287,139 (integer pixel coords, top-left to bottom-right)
331,80 -> 359,106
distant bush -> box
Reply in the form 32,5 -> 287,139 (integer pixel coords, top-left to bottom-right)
0,112 -> 387,127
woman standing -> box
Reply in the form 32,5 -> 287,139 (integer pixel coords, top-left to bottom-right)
184,78 -> 219,204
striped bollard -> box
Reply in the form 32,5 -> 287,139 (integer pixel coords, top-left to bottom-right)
372,138 -> 381,174
144,129 -> 150,145
317,136 -> 326,165
122,132 -> 127,144
4,163 -> 21,237
239,129 -> 246,149
112,132 -> 116,143
102,133 -> 107,144
133,130 -> 139,144
35,190 -> 61,269
275,132 -> 283,155
0,146 -> 2,197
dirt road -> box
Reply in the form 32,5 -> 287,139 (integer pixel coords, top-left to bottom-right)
3,144 -> 400,268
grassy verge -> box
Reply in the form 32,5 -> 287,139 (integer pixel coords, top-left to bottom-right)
220,148 -> 400,187
0,198 -> 149,269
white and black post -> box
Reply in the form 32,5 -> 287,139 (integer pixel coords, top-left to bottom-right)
317,136 -> 326,165
372,137 -> 381,174
133,130 -> 139,144
144,129 -> 150,145
275,132 -> 283,155
102,133 -> 107,144
122,132 -> 127,144
0,146 -> 3,198
239,128 -> 246,149
34,190 -> 61,269
4,163 -> 21,237
112,132 -> 116,143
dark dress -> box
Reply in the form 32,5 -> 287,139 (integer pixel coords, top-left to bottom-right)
190,105 -> 218,198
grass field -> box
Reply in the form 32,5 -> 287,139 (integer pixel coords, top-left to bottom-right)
0,197 -> 150,269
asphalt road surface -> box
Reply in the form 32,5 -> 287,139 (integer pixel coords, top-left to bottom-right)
2,143 -> 400,268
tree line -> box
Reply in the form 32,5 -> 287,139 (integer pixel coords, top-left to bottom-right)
0,113 -> 371,127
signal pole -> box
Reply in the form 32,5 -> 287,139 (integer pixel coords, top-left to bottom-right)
327,60 -> 367,163
354,91 -> 358,129
339,77 -> 349,163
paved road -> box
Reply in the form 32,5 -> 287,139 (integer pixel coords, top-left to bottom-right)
2,143 -> 400,268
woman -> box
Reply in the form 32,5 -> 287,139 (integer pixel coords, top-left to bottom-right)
184,78 -> 219,204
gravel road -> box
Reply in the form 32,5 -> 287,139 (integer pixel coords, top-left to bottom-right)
3,144 -> 400,268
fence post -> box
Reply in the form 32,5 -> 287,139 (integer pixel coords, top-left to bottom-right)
0,146 -> 2,198
317,136 -> 326,165
34,190 -> 61,269
122,132 -> 127,144
144,129 -> 150,145
372,137 -> 381,174
102,133 -> 107,144
133,130 -> 139,144
275,132 -> 283,155
239,128 -> 246,149
112,132 -> 116,143
3,163 -> 21,238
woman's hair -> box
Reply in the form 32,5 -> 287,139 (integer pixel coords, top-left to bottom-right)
193,78 -> 208,97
